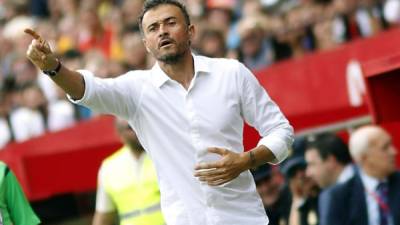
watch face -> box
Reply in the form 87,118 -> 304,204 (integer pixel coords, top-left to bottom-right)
44,70 -> 56,76
43,60 -> 61,76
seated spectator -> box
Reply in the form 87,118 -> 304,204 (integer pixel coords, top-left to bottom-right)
121,31 -> 149,70
46,85 -> 76,132
10,82 -> 48,142
251,164 -> 289,225
197,28 -> 227,58
236,15 -> 274,71
283,156 -> 320,225
78,5 -> 114,59
384,0 -> 400,26
10,82 -> 76,142
320,125 -> 400,225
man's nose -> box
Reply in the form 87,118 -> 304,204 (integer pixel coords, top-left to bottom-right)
158,24 -> 169,37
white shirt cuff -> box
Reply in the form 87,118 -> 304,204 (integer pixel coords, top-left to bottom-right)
257,136 -> 289,164
66,70 -> 93,104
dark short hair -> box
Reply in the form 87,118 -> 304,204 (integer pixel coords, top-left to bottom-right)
305,133 -> 352,165
281,156 -> 307,179
138,0 -> 191,33
251,164 -> 273,183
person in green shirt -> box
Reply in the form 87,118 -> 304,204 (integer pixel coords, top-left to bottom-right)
0,161 -> 41,225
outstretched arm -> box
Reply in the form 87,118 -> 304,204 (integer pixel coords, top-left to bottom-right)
25,28 -> 85,100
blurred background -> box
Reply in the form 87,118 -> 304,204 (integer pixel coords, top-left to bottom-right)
0,0 -> 400,224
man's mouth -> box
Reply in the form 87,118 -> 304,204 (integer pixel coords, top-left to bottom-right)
159,39 -> 174,48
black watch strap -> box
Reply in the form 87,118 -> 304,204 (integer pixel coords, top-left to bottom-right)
43,59 -> 62,77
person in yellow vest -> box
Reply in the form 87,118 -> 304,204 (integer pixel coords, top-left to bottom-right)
92,118 -> 164,225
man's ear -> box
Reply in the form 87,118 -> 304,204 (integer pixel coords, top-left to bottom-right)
142,39 -> 151,53
188,24 -> 195,41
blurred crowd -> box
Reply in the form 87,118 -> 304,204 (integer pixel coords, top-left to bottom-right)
0,0 -> 400,148
251,125 -> 399,225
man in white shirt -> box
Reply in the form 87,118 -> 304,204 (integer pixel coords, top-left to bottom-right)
25,0 -> 294,224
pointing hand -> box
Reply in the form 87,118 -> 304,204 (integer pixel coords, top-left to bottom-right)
25,28 -> 58,71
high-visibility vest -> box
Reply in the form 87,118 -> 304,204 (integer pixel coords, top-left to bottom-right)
101,147 -> 164,225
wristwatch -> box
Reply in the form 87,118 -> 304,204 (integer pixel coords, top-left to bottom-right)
43,59 -> 62,77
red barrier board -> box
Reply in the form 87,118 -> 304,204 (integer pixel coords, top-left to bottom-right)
0,116 -> 121,200
362,53 -> 400,124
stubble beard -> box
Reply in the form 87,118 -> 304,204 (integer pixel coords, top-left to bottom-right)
156,41 -> 190,64
158,51 -> 185,64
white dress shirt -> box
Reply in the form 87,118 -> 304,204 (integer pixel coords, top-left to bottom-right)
360,170 -> 394,225
70,55 -> 294,225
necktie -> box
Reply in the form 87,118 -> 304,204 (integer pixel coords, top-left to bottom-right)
376,182 -> 390,225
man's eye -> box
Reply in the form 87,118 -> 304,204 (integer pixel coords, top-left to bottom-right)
148,26 -> 156,32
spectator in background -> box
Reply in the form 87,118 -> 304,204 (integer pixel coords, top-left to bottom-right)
305,133 -> 354,189
92,118 -> 164,225
283,156 -> 320,225
0,160 -> 41,225
10,82 -> 76,142
78,4 -> 114,58
46,85 -> 77,131
121,31 -> 149,70
384,0 -> 400,26
236,15 -> 275,71
11,57 -> 38,87
282,5 -> 315,58
354,0 -> 388,37
205,0 -> 235,34
320,125 -> 400,225
312,16 -> 339,50
305,133 -> 355,225
0,90 -> 14,148
197,28 -> 227,58
251,164 -> 290,225
121,0 -> 144,32
9,82 -> 48,142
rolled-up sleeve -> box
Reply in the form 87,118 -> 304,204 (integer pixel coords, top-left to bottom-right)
238,62 -> 294,164
67,70 -> 139,120
67,70 -> 94,105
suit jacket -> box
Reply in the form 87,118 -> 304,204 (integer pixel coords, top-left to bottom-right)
319,171 -> 400,225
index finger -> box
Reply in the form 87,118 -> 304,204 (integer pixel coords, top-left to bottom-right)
24,28 -> 41,40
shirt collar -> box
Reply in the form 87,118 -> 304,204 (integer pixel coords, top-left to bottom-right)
150,54 -> 211,88
337,164 -> 355,184
360,168 -> 386,192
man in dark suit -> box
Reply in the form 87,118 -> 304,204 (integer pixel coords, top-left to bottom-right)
319,125 -> 400,225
